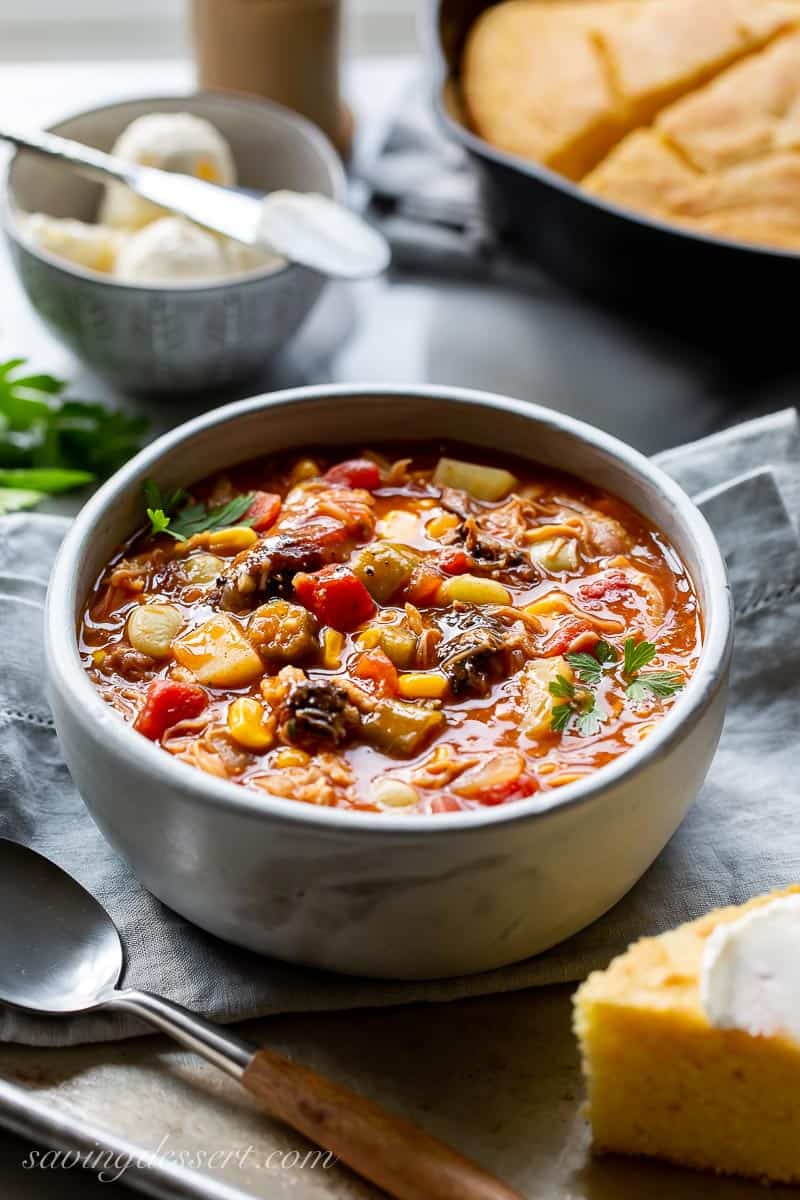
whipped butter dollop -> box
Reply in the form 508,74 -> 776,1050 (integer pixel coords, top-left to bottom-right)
701,895 -> 800,1041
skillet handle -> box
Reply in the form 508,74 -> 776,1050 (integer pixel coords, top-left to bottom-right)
242,1047 -> 523,1200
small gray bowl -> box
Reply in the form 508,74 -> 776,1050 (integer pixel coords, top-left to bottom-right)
2,93 -> 346,394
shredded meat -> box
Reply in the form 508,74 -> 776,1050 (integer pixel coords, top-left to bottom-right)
251,753 -> 357,807
440,492 -> 540,582
101,643 -> 158,682
215,484 -> 376,610
277,678 -> 361,750
437,607 -> 532,697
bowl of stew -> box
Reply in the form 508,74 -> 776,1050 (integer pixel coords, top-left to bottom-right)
46,385 -> 732,978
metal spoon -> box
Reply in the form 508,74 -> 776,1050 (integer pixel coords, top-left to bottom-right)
0,125 -> 390,279
0,839 -> 521,1200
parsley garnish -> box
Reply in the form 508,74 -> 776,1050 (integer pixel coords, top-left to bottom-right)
144,480 -> 255,542
548,673 -> 604,737
0,359 -> 146,513
566,639 -> 618,685
549,635 -> 682,735
622,637 -> 684,702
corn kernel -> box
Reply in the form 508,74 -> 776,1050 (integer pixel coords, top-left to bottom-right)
321,628 -> 345,670
355,627 -> 382,650
227,697 -> 274,752
372,778 -> 419,808
426,512 -> 460,540
274,747 -> 310,769
439,575 -> 511,606
206,526 -> 258,555
91,649 -> 106,666
397,671 -> 449,700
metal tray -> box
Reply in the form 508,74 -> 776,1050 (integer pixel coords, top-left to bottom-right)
425,0 -> 799,330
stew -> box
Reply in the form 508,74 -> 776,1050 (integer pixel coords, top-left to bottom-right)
80,443 -> 702,814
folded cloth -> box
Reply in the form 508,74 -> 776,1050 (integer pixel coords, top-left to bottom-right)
1,409 -> 798,1045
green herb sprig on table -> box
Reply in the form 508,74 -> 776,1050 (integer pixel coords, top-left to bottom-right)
144,480 -> 255,542
0,358 -> 147,512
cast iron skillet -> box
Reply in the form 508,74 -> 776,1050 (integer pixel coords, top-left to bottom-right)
425,0 -> 798,331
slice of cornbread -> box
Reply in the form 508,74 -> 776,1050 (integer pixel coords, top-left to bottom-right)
657,30 -> 800,171
463,0 -> 800,180
598,0 -> 800,126
462,1 -> 637,179
583,129 -> 700,213
688,210 -> 800,249
574,885 -> 800,1183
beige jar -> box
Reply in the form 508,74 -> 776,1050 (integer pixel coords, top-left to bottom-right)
191,0 -> 352,156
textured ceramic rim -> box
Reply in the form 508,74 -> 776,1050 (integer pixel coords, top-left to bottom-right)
1,90 -> 347,292
46,384 -> 734,835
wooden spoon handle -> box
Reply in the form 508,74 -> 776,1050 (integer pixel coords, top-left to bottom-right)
242,1048 -> 523,1200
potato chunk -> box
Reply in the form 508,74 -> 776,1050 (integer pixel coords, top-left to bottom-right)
521,656 -> 573,737
433,457 -> 518,501
173,614 -> 263,687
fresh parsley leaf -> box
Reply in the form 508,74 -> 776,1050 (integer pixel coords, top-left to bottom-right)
144,484 -> 256,542
550,703 -> 573,734
623,637 -> 657,677
565,651 -> 603,685
575,698 -> 606,738
169,492 -> 255,540
146,507 -> 183,540
594,640 -> 619,665
548,673 -> 576,700
626,671 -> 684,702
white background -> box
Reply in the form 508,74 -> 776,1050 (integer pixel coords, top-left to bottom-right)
0,0 -> 418,59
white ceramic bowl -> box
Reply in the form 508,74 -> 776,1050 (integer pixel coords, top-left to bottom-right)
2,93 -> 345,393
45,386 -> 733,979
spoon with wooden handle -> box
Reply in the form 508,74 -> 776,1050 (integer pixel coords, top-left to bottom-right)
0,839 -> 522,1200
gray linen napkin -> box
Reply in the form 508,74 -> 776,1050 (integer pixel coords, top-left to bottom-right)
1,409 -> 799,1046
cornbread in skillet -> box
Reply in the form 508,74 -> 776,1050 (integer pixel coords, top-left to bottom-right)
574,885 -> 800,1183
656,30 -> 800,171
462,0 -> 800,249
586,139 -> 800,247
461,1 -> 636,179
462,0 -> 800,179
582,130 -> 699,214
598,0 -> 800,125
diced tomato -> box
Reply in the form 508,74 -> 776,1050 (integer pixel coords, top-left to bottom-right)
245,491 -> 281,532
324,458 -> 381,491
406,569 -> 444,606
353,648 -> 399,697
541,618 -> 598,657
439,548 -> 473,576
294,564 -> 376,631
478,773 -> 539,807
429,794 -> 462,814
578,570 -> 631,605
135,679 -> 207,742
